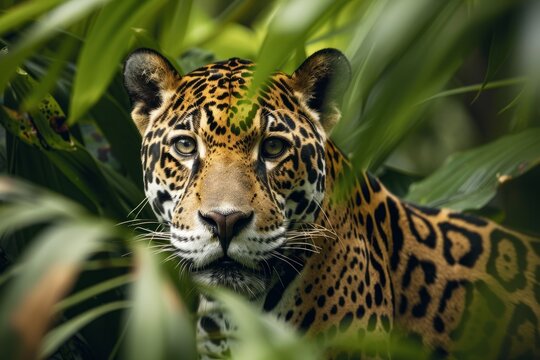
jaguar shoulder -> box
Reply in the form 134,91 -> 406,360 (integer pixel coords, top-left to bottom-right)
123,48 -> 540,358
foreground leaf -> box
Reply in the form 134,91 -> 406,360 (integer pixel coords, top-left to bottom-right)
0,218 -> 113,359
212,289 -> 319,360
41,300 -> 131,358
126,246 -> 196,360
69,0 -> 168,122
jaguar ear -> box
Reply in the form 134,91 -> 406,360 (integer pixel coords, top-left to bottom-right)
291,49 -> 351,133
123,48 -> 179,134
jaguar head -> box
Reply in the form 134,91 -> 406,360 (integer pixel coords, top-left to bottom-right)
124,48 -> 350,298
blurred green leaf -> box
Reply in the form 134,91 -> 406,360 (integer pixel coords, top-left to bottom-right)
0,218 -> 113,358
41,300 -> 130,358
336,0 -> 517,172
251,0 -> 345,91
419,77 -> 525,104
0,177 -> 82,235
2,70 -> 145,218
0,0 -> 63,36
0,0 -> 111,92
406,128 -> 540,210
159,0 -> 193,57
69,0 -> 168,123
126,246 -> 196,360
55,273 -> 133,313
212,288 -> 320,360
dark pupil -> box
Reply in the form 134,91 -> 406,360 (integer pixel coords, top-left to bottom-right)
266,139 -> 282,155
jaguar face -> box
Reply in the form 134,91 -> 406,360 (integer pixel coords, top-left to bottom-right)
124,49 -> 350,298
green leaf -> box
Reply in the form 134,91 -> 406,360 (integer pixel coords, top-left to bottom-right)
251,0 -> 345,92
158,0 -> 193,57
126,246 -> 196,360
0,176 -> 83,234
0,0 -> 112,93
419,77 -> 525,104
3,71 -> 142,218
405,128 -> 540,210
89,91 -> 143,187
0,0 -> 64,37
0,219 -> 113,358
336,0 -> 516,171
210,288 -> 319,360
40,301 -> 131,358
55,274 -> 133,312
68,0 -> 168,123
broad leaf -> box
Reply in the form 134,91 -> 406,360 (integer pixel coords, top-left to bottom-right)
405,128 -> 540,210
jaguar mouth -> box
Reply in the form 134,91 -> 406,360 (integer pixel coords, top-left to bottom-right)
195,256 -> 252,273
191,256 -> 271,299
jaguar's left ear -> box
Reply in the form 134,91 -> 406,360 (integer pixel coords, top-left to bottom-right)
291,49 -> 351,133
123,48 -> 180,134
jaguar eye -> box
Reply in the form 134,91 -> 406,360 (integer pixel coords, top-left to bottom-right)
261,137 -> 289,159
173,136 -> 197,156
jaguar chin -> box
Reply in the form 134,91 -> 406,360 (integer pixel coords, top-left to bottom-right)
190,257 -> 271,299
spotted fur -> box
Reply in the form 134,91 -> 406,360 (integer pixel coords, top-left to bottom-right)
124,48 -> 540,358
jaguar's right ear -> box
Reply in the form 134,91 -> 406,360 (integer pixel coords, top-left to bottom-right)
123,48 -> 180,134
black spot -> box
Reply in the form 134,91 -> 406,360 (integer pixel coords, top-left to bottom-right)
366,293 -> 372,308
360,178 -> 371,203
374,284 -> 383,306
380,315 -> 391,332
285,310 -> 294,321
339,312 -> 354,332
156,190 -> 172,203
402,256 -> 436,288
356,305 -> 365,318
433,316 -> 445,333
327,287 -> 335,297
299,308 -> 317,332
404,205 -> 436,248
200,316 -> 221,345
440,222 -> 483,268
406,202 -> 441,216
367,173 -> 381,192
399,294 -> 408,315
367,314 -> 377,331
373,203 -> 389,253
486,228 -> 527,292
317,295 -> 326,307
448,212 -> 488,227
387,197 -> 404,271
263,262 -> 299,312
411,287 -> 431,318
283,113 -> 296,129
280,93 -> 295,111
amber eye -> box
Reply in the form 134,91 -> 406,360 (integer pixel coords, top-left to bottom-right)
261,137 -> 289,159
173,136 -> 197,156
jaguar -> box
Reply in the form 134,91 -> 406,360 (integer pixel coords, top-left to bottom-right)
123,48 -> 540,358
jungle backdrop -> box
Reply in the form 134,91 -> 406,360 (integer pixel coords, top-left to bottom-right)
0,0 -> 539,359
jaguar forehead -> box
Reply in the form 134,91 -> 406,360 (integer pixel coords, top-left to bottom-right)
160,61 -> 305,140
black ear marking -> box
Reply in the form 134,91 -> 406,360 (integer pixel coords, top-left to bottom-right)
123,48 -> 179,133
292,48 -> 351,132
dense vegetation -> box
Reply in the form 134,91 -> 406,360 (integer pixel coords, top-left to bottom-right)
0,0 -> 539,358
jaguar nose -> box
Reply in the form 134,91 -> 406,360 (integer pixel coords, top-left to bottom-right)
198,210 -> 254,252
